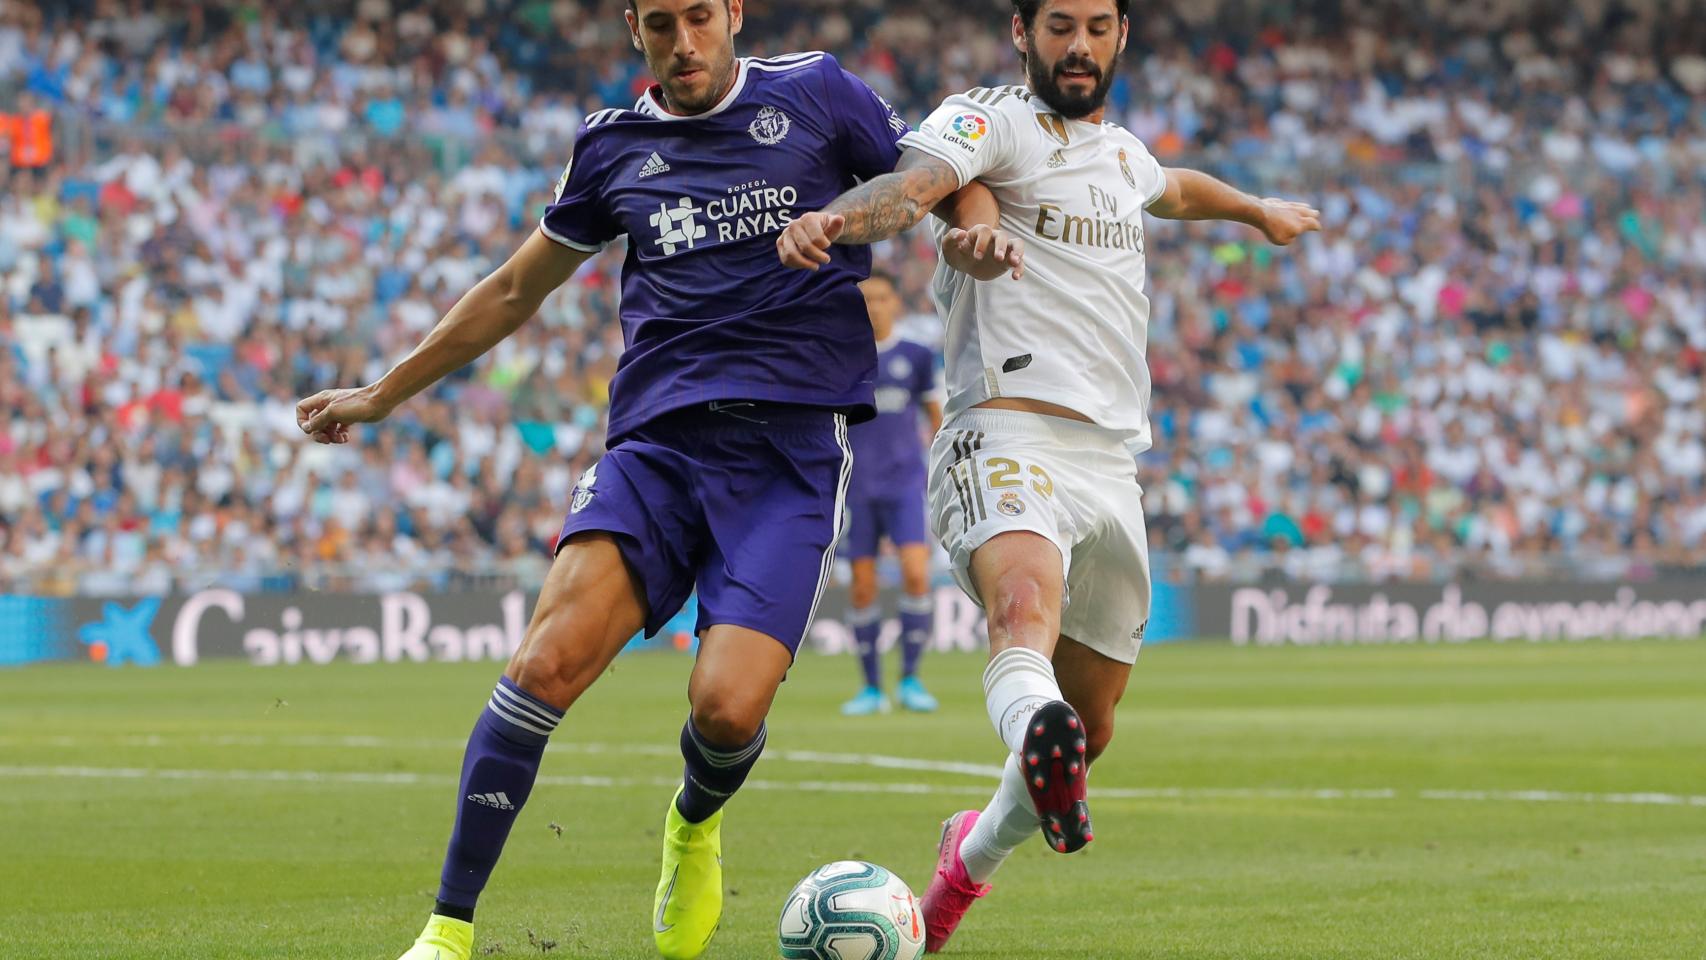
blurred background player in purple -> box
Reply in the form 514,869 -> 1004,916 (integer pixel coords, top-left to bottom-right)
841,271 -> 944,716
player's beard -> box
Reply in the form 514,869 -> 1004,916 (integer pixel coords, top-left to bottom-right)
658,48 -> 738,115
1025,42 -> 1118,120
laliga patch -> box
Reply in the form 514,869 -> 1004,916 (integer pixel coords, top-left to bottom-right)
941,112 -> 990,154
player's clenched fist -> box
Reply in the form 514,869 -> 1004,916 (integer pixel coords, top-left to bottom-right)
943,224 -> 1025,281
777,211 -> 846,270
296,385 -> 393,445
1256,198 -> 1322,246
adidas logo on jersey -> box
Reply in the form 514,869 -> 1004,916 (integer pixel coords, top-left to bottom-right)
468,791 -> 516,811
638,152 -> 671,179
1047,150 -> 1066,168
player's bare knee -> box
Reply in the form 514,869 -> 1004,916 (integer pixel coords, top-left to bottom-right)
850,578 -> 879,610
901,570 -> 931,599
986,574 -> 1054,649
509,615 -> 603,708
690,688 -> 767,746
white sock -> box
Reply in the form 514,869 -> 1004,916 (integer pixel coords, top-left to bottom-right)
983,647 -> 1062,754
958,754 -> 1040,884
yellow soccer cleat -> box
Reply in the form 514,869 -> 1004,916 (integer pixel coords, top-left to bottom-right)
652,788 -> 724,960
397,914 -> 473,960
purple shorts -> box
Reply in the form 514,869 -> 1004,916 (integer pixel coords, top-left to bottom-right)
844,491 -> 929,560
558,403 -> 852,652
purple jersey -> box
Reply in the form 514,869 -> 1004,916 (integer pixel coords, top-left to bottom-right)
848,336 -> 940,501
540,53 -> 909,443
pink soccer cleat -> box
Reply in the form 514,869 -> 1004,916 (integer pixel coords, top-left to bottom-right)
919,810 -> 992,953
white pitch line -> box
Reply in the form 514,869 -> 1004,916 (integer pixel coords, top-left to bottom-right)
0,764 -> 991,798
0,733 -> 1008,779
2,764 -> 1703,808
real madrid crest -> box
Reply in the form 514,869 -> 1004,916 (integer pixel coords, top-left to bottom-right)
749,105 -> 792,145
1118,148 -> 1136,190
997,492 -> 1026,516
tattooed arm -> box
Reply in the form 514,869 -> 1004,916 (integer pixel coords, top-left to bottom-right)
776,151 -> 958,269
777,149 -> 1021,279
831,150 -> 962,243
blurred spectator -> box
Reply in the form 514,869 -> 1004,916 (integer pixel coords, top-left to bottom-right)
2,0 -> 1705,594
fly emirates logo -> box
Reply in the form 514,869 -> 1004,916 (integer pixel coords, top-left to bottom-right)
648,179 -> 798,256
1033,184 -> 1145,255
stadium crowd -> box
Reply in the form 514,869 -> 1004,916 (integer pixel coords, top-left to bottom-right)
2,0 -> 1705,594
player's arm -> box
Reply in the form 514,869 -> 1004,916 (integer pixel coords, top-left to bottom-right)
1147,168 -> 1322,246
828,149 -> 960,244
936,180 -> 1025,281
776,149 -> 955,260
777,151 -> 1023,280
297,231 -> 590,443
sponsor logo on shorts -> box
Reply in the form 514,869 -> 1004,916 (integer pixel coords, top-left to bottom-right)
997,492 -> 1026,516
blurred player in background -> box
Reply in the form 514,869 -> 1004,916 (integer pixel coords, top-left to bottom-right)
295,1 -> 1015,958
779,0 -> 1319,949
841,272 -> 945,716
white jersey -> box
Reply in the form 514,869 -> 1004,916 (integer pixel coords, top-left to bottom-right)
901,84 -> 1167,455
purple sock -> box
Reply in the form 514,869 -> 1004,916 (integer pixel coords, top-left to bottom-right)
676,718 -> 766,823
435,677 -> 563,917
899,592 -> 932,679
850,605 -> 881,689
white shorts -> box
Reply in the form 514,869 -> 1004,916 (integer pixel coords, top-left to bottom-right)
927,409 -> 1152,664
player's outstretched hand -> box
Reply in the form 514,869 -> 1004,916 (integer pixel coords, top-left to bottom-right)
944,224 -> 1025,281
296,386 -> 392,445
777,211 -> 845,270
1257,198 -> 1322,246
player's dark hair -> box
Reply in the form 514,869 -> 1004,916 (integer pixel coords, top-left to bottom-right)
627,0 -> 731,9
866,269 -> 899,289
1012,0 -> 1130,29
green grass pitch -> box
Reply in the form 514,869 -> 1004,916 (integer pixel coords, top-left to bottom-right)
3,640 -> 1704,959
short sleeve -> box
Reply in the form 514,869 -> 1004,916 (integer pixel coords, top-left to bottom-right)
899,92 -> 1022,189
1128,138 -> 1168,209
539,128 -> 618,253
826,59 -> 909,181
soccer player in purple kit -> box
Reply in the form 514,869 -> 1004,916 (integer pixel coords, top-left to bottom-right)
294,2 -> 1020,958
841,272 -> 945,716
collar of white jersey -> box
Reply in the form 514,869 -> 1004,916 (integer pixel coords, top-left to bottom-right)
1025,87 -> 1109,130
636,60 -> 751,121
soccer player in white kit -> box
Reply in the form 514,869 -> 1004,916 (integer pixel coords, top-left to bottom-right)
778,0 -> 1320,949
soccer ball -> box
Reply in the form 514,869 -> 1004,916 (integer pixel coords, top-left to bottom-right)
777,860 -> 925,960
